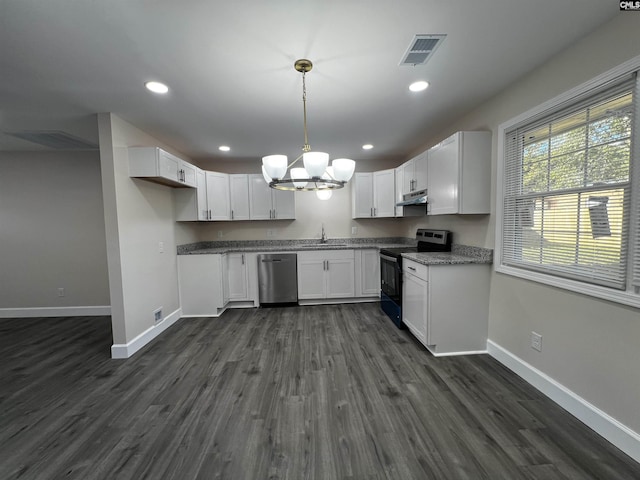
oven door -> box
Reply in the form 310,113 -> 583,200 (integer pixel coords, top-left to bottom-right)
380,253 -> 402,303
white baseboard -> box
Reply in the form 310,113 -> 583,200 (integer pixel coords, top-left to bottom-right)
487,340 -> 640,464
0,306 -> 111,318
428,348 -> 488,357
111,308 -> 182,359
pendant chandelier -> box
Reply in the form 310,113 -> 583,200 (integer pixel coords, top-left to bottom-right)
261,59 -> 356,196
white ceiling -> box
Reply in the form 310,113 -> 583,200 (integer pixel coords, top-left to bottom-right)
0,1 -> 617,164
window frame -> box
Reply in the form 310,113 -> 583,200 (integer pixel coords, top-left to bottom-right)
496,55 -> 640,309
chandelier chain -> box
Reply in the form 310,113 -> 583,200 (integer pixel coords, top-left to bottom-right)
302,69 -> 311,153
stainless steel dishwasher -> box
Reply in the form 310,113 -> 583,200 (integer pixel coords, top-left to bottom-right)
257,253 -> 298,305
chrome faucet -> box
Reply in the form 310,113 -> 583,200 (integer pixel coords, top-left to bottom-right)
321,223 -> 327,243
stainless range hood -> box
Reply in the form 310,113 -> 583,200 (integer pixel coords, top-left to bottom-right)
396,188 -> 428,206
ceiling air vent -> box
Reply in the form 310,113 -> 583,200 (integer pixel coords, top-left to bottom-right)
400,34 -> 446,66
5,130 -> 98,150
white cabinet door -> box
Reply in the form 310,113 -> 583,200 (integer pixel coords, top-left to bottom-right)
356,249 -> 380,297
400,152 -> 427,194
298,250 -> 355,299
249,174 -> 295,220
373,169 -> 395,218
402,265 -> 428,344
249,174 -> 272,220
395,166 -> 404,217
207,171 -> 230,220
401,159 -> 415,194
297,256 -> 326,299
229,174 -> 250,220
226,253 -> 249,301
414,152 -> 428,192
352,172 -> 374,218
175,167 -> 209,221
195,169 -> 208,220
272,188 -> 295,219
180,160 -> 198,187
326,257 -> 355,298
427,131 -> 491,215
178,254 -> 225,316
427,134 -> 459,215
158,150 -> 181,183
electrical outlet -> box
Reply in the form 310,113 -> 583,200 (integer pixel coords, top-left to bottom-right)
57,287 -> 65,297
351,226 -> 358,235
217,231 -> 224,238
266,229 -> 275,237
153,308 -> 163,324
158,241 -> 164,253
531,331 -> 542,351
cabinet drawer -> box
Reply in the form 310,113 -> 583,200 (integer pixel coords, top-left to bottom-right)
403,260 -> 427,281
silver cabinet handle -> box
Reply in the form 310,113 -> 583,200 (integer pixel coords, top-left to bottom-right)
374,207 -> 377,216
209,209 -> 212,220
241,254 -> 245,265
408,266 -> 416,271
231,210 -> 234,220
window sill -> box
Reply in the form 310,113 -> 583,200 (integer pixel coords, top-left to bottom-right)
495,264 -> 640,309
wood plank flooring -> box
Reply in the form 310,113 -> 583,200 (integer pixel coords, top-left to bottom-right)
1,303 -> 638,479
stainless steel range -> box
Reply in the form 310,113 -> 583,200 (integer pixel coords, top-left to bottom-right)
380,229 -> 451,328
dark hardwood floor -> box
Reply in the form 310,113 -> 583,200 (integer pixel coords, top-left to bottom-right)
1,304 -> 638,479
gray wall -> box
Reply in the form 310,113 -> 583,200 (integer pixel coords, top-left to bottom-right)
418,13 -> 640,433
0,150 -> 110,310
98,113 -> 194,345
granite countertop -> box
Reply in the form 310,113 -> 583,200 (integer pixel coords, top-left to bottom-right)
402,245 -> 493,265
178,238 -> 494,264
177,237 -> 412,255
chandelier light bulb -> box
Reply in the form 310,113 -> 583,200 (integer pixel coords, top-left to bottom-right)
316,190 -> 333,200
332,158 -> 356,182
303,151 -> 329,178
291,168 -> 309,189
261,165 -> 273,184
262,154 -> 288,180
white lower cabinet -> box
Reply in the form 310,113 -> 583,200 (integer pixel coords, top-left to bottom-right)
355,249 -> 380,297
178,254 -> 226,316
402,259 -> 490,355
297,250 -> 355,301
226,252 -> 252,302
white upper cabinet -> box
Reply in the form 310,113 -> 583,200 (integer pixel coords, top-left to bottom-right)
207,171 -> 231,220
248,174 -> 295,220
400,151 -> 428,195
351,169 -> 395,218
229,174 -> 250,221
427,131 -> 491,215
175,170 -> 230,221
129,146 -> 197,188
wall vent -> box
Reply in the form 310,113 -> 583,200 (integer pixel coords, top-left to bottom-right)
400,34 -> 446,66
4,130 -> 98,150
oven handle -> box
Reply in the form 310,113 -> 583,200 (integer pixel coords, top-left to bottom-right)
380,253 -> 399,263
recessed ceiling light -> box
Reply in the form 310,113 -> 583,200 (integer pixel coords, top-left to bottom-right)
145,81 -> 169,94
362,144 -> 373,150
409,81 -> 429,92
219,145 -> 231,152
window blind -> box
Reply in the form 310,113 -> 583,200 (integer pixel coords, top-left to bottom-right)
502,77 -> 635,289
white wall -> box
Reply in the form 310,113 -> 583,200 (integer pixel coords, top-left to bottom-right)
98,113 -> 192,347
0,150 -> 110,312
418,13 -> 640,436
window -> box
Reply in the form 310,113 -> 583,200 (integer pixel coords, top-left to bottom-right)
497,64 -> 640,307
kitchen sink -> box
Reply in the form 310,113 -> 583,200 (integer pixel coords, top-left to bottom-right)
296,243 -> 350,248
